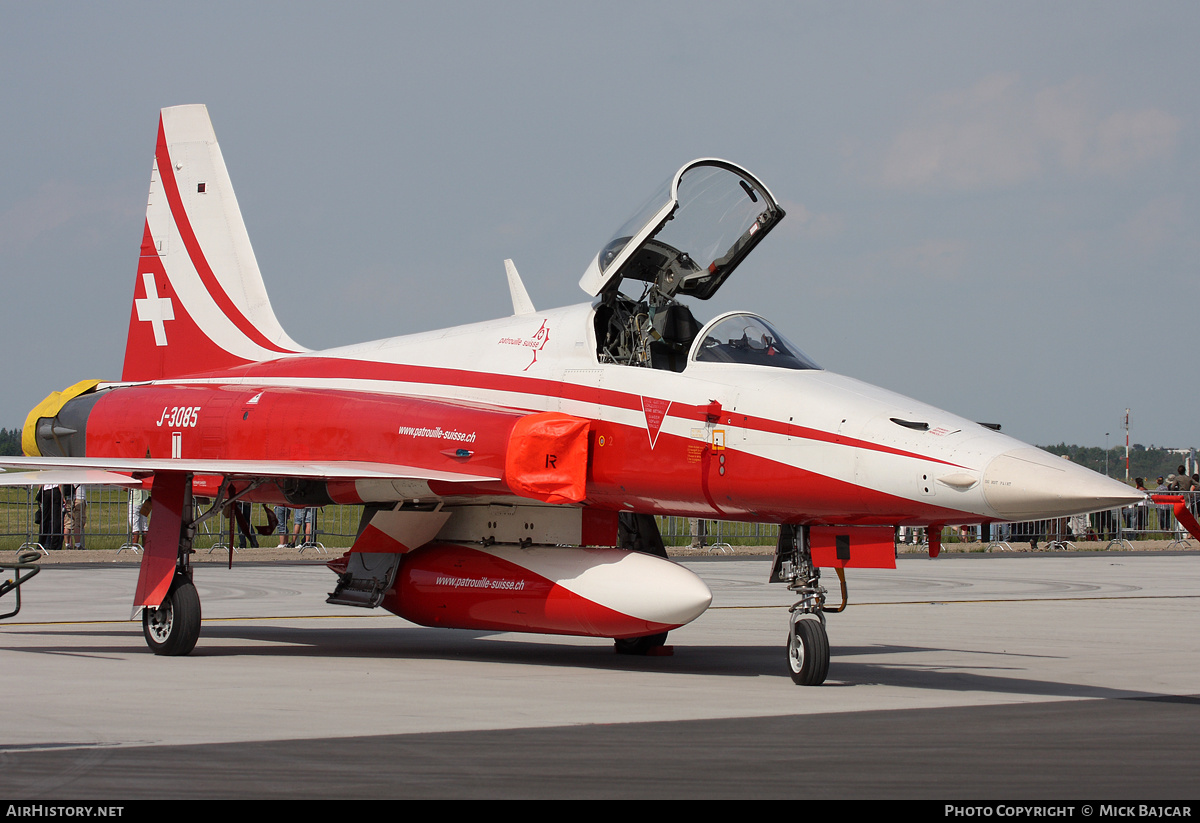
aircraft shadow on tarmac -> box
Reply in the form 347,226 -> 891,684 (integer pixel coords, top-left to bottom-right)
4,622 -> 1190,704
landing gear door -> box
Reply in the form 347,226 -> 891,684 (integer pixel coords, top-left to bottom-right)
579,159 -> 785,301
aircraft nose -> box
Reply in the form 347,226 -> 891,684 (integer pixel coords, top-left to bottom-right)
982,447 -> 1145,521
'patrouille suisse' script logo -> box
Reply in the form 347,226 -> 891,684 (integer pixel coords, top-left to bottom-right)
498,319 -> 550,371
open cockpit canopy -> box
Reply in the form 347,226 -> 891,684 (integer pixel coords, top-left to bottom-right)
580,160 -> 784,301
588,159 -> 793,373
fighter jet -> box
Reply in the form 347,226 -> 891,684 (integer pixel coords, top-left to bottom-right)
3,105 -> 1153,685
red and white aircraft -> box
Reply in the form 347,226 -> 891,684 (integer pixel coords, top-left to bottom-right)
4,105 -> 1164,685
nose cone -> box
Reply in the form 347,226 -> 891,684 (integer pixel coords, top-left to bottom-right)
982,448 -> 1145,520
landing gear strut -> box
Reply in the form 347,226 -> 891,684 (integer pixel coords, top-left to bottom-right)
772,525 -> 836,685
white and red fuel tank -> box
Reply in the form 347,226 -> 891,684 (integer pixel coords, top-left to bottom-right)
380,542 -> 712,639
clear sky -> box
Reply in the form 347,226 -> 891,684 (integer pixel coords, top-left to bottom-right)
2,1 -> 1197,450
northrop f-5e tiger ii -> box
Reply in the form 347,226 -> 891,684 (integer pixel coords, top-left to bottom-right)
4,104 -> 1169,685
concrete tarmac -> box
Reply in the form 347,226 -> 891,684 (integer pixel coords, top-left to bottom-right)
1,553 -> 1198,799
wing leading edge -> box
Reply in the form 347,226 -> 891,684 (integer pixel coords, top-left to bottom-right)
0,457 -> 500,485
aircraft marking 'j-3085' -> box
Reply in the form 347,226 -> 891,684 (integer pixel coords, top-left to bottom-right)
4,105 -> 1181,686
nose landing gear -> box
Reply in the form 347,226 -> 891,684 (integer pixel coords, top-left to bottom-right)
772,524 -> 845,686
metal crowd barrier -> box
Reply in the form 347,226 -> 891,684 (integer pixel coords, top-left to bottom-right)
657,517 -> 780,551
985,515 -> 1099,552
0,484 -> 140,555
0,485 -> 363,555
984,491 -> 1198,552
1120,490 -> 1200,550
2,485 -> 1196,557
191,500 -> 365,554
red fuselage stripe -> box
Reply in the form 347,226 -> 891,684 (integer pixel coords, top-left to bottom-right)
202,355 -> 968,470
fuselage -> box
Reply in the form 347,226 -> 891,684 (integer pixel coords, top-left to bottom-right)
41,299 -> 1141,526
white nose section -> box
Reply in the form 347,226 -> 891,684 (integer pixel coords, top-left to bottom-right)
982,448 -> 1146,520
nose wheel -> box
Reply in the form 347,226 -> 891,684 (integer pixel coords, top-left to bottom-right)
787,614 -> 829,686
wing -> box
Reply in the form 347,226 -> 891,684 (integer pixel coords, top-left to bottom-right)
0,457 -> 499,485
0,468 -> 145,487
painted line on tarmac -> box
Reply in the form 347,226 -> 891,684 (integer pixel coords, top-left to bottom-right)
0,613 -> 391,628
711,593 -> 1200,609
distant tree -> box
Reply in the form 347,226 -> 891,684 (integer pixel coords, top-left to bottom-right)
1038,442 -> 1196,484
0,427 -> 21,456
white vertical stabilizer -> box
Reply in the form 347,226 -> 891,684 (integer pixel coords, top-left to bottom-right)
123,104 -> 306,381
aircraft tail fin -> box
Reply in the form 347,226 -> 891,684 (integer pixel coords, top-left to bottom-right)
121,105 -> 305,382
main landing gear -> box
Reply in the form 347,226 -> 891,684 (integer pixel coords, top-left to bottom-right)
771,525 -> 843,685
143,577 -> 201,656
134,470 -> 236,656
135,474 -> 267,655
614,632 -> 669,656
614,512 -> 671,656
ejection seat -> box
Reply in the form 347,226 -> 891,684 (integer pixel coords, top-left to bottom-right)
648,304 -> 702,373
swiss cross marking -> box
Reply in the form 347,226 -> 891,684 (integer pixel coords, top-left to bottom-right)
136,272 -> 174,346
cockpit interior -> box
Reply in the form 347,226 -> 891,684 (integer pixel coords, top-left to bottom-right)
581,159 -> 818,373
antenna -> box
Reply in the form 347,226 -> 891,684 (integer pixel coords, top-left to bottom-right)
504,259 -> 536,316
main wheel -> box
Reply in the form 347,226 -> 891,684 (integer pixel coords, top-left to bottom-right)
142,580 -> 201,656
614,632 -> 668,655
787,617 -> 829,686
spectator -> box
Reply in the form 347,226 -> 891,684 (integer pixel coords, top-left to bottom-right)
291,507 -> 317,547
1130,478 -> 1148,533
63,484 -> 87,549
1155,477 -> 1173,534
36,484 -> 64,551
274,506 -> 292,547
235,501 -> 258,549
129,487 -> 151,547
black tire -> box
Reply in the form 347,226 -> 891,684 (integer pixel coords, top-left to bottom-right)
614,632 -> 668,655
142,580 -> 201,656
787,617 -> 829,686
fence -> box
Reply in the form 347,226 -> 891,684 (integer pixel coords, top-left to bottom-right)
2,485 -> 1196,555
0,485 -> 363,554
1110,491 -> 1198,549
942,492 -> 1198,551
657,517 -> 780,549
